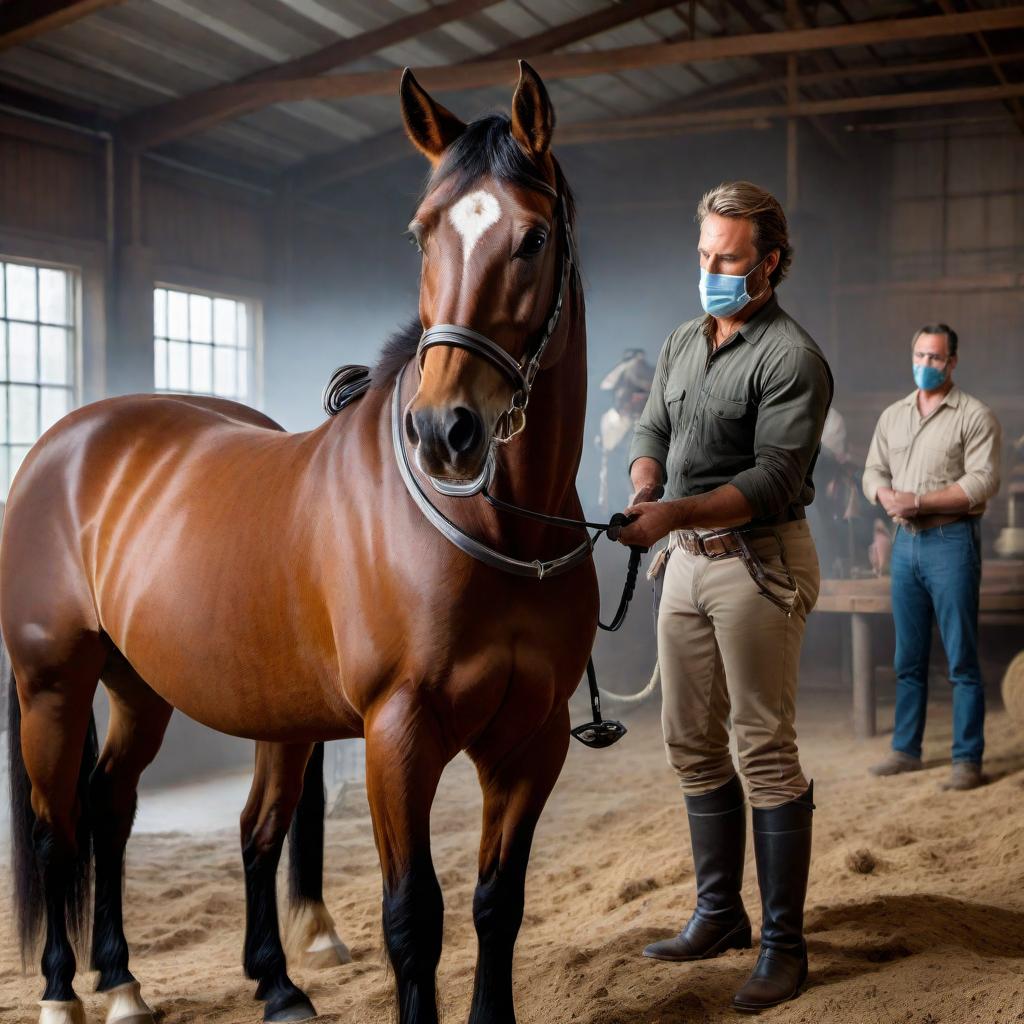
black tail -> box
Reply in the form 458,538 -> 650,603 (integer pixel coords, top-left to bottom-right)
287,742 -> 325,905
7,657 -> 98,967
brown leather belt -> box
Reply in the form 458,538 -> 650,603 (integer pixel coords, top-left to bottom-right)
901,512 -> 971,534
675,529 -> 742,559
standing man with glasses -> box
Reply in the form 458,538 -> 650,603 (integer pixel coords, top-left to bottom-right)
616,182 -> 832,1012
863,324 -> 1001,790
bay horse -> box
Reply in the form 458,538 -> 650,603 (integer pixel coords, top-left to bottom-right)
3,61 -> 598,1024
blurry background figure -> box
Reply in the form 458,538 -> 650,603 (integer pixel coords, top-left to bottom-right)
820,406 -> 848,462
595,348 -> 654,516
808,405 -> 878,578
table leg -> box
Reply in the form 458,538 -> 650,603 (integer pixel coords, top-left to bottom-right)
852,612 -> 876,739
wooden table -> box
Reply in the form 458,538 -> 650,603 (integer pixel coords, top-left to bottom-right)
816,560 -> 1024,738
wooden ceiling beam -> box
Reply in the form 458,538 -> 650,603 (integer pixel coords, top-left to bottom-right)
554,81 -> 1024,144
117,0 -> 506,147
0,0 -> 126,51
937,0 -> 1024,136
284,0 -> 687,195
120,5 -> 1024,150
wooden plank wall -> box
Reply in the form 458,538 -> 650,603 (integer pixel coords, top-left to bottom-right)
834,125 -> 1024,462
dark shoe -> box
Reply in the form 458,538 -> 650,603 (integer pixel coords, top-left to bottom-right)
868,750 -> 923,776
642,776 -> 750,962
732,783 -> 814,1013
940,761 -> 984,791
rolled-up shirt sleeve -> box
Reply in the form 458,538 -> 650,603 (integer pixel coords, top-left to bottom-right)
957,407 -> 1001,509
730,347 -> 832,520
862,413 -> 892,505
628,332 -> 673,474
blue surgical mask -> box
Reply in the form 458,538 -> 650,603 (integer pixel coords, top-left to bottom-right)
699,256 -> 769,318
913,363 -> 946,391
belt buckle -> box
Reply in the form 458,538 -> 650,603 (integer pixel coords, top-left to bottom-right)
700,532 -> 733,559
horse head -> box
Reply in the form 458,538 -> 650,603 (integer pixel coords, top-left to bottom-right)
399,60 -> 576,485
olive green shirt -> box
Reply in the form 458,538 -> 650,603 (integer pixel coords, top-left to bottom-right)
862,385 -> 1001,514
629,296 -> 833,521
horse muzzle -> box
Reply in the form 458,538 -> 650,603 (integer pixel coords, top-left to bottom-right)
404,403 -> 489,482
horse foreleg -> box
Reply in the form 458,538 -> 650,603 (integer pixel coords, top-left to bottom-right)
466,707 -> 571,1024
240,742 -> 317,1023
365,695 -> 451,1024
91,666 -> 172,1024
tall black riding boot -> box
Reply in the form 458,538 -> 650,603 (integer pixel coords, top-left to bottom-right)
733,782 -> 814,1013
642,775 -> 751,962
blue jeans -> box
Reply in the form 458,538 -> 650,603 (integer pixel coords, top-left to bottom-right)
890,520 -> 984,764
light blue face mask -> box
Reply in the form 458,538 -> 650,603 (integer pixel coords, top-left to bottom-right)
699,255 -> 769,318
913,363 -> 947,391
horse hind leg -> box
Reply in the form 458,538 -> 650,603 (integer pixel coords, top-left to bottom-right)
242,742 -> 318,1023
7,632 -> 104,1024
90,652 -> 173,1024
284,743 -> 352,970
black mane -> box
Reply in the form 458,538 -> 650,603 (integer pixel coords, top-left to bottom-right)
355,112 -> 578,394
371,317 -> 423,390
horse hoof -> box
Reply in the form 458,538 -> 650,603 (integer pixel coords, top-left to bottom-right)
264,995 -> 317,1023
39,999 -> 86,1024
302,930 -> 352,969
104,981 -> 156,1024
286,901 -> 351,970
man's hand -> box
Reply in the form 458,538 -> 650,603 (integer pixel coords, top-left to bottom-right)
616,500 -> 677,548
878,487 -> 918,520
628,483 -> 664,505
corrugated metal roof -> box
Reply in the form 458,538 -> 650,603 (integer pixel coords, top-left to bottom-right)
0,0 -> 1020,184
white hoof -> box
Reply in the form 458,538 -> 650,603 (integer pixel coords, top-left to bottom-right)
286,900 -> 352,969
39,999 -> 85,1024
104,981 -> 155,1024
303,924 -> 352,969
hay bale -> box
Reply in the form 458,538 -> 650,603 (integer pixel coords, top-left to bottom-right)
1001,651 -> 1024,727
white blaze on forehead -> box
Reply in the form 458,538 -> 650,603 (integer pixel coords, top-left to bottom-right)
448,189 -> 501,267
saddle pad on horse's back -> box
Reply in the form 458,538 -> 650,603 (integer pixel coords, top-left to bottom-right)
323,365 -> 371,416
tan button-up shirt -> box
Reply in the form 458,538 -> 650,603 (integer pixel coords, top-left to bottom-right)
862,385 -> 1001,514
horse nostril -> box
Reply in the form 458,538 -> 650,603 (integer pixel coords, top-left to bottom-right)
447,407 -> 482,456
405,409 -> 420,447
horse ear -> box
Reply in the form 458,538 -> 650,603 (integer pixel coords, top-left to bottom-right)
400,68 -> 466,164
511,59 -> 554,157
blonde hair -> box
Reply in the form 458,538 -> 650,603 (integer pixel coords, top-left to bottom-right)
696,181 -> 793,288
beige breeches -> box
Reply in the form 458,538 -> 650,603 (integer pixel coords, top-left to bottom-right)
658,520 -> 820,809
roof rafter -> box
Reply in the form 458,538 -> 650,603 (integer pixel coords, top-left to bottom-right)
555,80 -> 1024,144
118,0 -> 506,147
0,0 -> 126,51
283,0 -> 687,195
119,5 -> 1024,150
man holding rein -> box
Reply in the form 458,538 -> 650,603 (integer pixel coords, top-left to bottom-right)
616,181 -> 832,1012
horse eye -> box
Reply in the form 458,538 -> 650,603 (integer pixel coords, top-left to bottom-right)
406,232 -> 423,254
517,230 -> 547,258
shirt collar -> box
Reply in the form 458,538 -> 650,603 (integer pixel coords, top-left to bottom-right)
738,293 -> 780,345
701,293 -> 780,347
902,383 -> 961,410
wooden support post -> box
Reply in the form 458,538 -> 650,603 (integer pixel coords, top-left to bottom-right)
851,612 -> 876,739
106,142 -> 155,397
787,57 -> 799,211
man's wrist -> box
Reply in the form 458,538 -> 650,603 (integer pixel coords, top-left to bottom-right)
669,497 -> 694,531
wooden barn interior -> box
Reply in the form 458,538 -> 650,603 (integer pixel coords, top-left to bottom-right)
0,3 -> 1023,1023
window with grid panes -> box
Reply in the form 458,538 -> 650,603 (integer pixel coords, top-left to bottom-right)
0,260 -> 77,498
154,287 -> 255,402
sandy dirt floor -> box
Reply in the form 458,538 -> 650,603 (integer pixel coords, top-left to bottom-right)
2,694 -> 1024,1024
